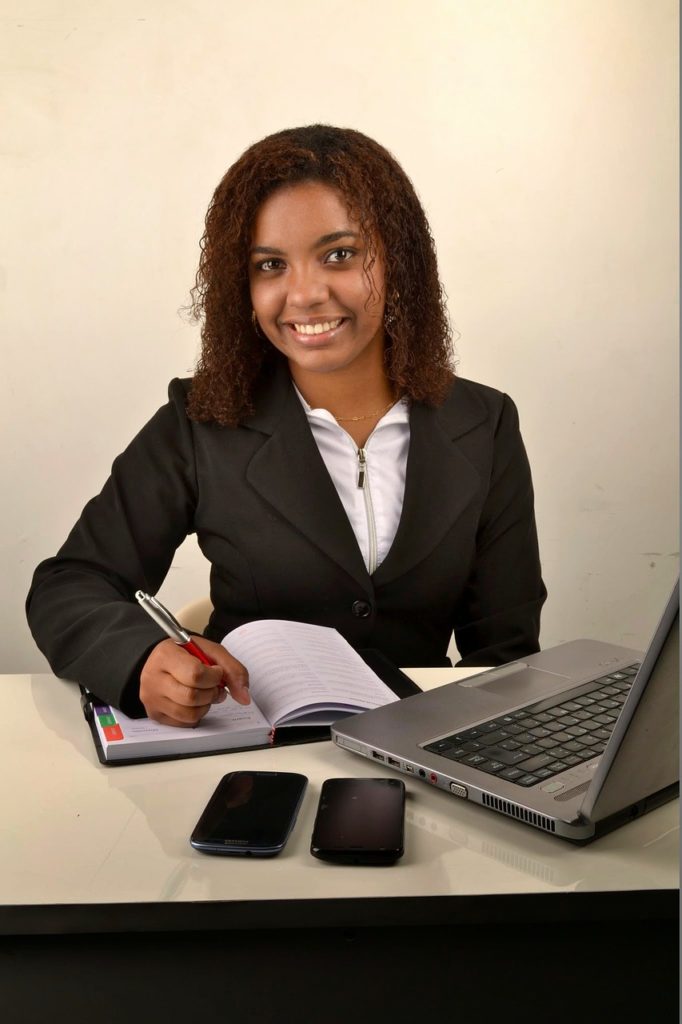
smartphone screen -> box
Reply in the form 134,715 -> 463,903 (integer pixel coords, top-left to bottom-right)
310,777 -> 405,864
190,771 -> 308,856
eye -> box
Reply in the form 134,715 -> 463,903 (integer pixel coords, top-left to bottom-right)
255,257 -> 285,272
324,247 -> 356,264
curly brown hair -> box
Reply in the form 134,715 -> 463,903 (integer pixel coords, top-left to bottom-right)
187,125 -> 454,425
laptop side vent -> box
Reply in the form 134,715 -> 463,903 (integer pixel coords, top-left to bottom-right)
481,793 -> 556,834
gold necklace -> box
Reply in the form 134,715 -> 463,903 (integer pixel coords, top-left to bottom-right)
335,399 -> 395,423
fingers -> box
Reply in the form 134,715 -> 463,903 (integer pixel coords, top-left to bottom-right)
139,638 -> 250,728
189,636 -> 251,706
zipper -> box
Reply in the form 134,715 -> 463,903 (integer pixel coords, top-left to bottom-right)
356,447 -> 378,574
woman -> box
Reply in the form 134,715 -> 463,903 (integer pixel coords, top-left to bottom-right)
26,125 -> 546,727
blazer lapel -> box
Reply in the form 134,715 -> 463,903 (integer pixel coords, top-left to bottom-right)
243,363 -> 370,591
373,381 -> 489,587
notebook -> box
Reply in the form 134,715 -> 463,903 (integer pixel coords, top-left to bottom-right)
332,582 -> 679,842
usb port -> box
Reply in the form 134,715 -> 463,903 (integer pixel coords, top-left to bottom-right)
372,751 -> 385,761
388,757 -> 401,768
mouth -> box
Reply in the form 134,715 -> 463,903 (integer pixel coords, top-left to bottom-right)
283,317 -> 348,343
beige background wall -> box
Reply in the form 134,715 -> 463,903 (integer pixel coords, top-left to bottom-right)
3,0 -> 678,672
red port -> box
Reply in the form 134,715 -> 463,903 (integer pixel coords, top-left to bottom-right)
429,773 -> 437,784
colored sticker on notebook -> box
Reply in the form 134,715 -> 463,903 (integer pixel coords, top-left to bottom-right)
103,724 -> 124,741
97,713 -> 117,727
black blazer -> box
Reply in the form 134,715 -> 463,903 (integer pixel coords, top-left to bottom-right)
26,361 -> 546,714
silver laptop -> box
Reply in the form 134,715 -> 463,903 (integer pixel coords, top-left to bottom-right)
332,582 -> 679,842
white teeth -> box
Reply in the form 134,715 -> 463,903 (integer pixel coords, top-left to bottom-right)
292,319 -> 342,335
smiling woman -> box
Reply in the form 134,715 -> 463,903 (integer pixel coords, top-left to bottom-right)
26,124 -> 546,728
248,181 -> 391,444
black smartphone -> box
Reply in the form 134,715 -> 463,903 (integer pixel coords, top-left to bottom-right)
190,771 -> 308,856
310,777 -> 405,865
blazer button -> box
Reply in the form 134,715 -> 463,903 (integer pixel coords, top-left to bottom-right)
352,600 -> 372,619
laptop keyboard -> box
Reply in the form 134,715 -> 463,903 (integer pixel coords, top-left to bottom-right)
423,664 -> 640,788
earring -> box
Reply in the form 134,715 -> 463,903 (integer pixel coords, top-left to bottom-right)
384,289 -> 400,329
251,310 -> 266,339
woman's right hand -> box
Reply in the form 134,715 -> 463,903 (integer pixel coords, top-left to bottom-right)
139,636 -> 250,727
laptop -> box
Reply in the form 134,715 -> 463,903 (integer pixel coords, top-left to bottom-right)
332,582 -> 679,842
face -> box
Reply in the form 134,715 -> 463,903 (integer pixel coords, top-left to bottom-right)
248,180 -> 386,385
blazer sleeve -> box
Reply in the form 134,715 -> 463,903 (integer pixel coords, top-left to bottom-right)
25,380 -> 197,714
453,393 -> 547,667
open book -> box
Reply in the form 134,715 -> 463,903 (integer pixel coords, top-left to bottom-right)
84,620 -> 413,764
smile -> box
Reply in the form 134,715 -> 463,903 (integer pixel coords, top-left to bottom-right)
289,318 -> 345,335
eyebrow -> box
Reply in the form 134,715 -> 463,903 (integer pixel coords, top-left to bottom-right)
250,230 -> 359,256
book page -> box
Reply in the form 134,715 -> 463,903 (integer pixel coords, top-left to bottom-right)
222,620 -> 399,726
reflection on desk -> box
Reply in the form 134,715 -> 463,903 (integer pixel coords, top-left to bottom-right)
0,670 -> 677,926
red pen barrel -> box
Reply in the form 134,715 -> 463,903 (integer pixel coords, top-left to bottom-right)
180,639 -> 226,689
181,639 -> 215,665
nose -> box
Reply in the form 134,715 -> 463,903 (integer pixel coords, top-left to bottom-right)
286,263 -> 330,308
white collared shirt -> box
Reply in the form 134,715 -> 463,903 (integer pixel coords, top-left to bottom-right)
295,386 -> 410,573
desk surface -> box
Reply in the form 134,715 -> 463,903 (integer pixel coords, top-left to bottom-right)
1,671 -> 678,935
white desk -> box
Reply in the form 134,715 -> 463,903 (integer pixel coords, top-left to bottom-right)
1,671 -> 678,1023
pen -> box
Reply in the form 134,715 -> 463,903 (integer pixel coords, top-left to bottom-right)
135,590 -> 223,683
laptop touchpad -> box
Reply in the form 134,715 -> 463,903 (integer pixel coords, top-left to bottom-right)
458,664 -> 572,701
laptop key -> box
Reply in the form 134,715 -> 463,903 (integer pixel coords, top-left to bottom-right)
480,747 -> 528,766
514,732 -> 537,745
425,738 -> 456,753
546,730 -> 572,744
529,727 -> 552,739
519,743 -> 544,756
563,740 -> 587,753
581,719 -> 604,732
458,728 -> 483,741
478,760 -> 505,774
463,753 -> 488,767
517,774 -> 541,787
499,739 -> 522,750
478,729 -> 512,746
439,747 -> 469,762
516,753 -> 554,772
500,767 -> 524,780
